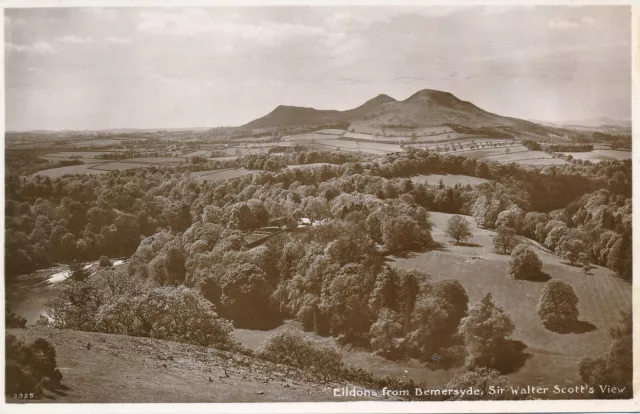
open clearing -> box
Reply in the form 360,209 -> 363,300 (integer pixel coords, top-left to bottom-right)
411,174 -> 490,187
391,212 -> 631,389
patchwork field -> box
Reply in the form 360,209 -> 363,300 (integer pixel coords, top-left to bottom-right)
454,145 -> 568,165
89,162 -> 157,171
192,168 -> 261,182
32,164 -> 109,178
391,212 -> 631,388
411,174 -> 490,187
560,150 -> 632,162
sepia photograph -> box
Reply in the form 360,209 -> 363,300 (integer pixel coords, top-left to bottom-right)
2,1 -> 636,412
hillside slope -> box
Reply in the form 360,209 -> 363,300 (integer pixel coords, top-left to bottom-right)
6,327 -> 369,403
243,88 -> 563,138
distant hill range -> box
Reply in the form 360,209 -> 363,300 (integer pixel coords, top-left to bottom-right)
532,116 -> 631,135
243,88 -> 569,139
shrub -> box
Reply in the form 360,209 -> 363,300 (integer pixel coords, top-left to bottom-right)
257,330 -> 343,380
5,335 -> 62,397
445,215 -> 473,244
536,279 -> 579,331
507,244 -> 543,280
99,255 -> 113,268
68,262 -> 90,282
6,308 -> 27,328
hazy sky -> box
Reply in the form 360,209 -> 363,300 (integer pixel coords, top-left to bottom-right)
5,6 -> 631,130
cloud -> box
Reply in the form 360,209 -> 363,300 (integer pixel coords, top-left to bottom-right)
106,37 -> 133,44
582,16 -> 596,24
548,18 -> 580,30
56,35 -> 93,44
5,41 -> 56,54
136,9 -> 326,43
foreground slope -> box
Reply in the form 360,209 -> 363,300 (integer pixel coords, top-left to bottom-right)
6,327 -> 367,403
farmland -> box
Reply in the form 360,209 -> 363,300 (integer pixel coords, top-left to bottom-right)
411,174 -> 491,187
191,168 -> 262,183
559,149 -> 632,163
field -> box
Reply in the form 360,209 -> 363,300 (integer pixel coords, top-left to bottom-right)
313,129 -> 345,135
31,164 -> 108,178
391,212 -> 631,389
281,133 -> 332,142
89,162 -> 160,171
560,149 -> 632,163
411,174 -> 490,187
309,138 -> 403,155
192,168 -> 261,182
454,145 -> 568,165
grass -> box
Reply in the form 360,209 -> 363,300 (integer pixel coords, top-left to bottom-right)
32,164 -> 108,178
391,212 -> 631,390
193,168 -> 261,182
411,174 -> 490,187
560,150 -> 632,163
6,327 -> 362,403
234,320 -> 461,388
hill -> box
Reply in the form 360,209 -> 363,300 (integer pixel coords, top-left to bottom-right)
6,327 -> 371,403
243,88 -> 565,139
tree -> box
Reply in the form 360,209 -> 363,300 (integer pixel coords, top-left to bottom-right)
381,215 -> 432,253
507,244 -> 542,280
536,279 -> 579,332
97,286 -> 236,348
459,293 -> 515,370
493,226 -> 518,254
369,309 -> 403,358
558,238 -> 586,266
445,215 -> 472,244
578,312 -> 631,398
219,263 -> 276,329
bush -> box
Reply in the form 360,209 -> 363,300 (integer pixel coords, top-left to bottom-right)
6,308 -> 27,328
507,244 -> 543,280
445,215 -> 473,244
536,279 -> 579,331
99,256 -> 113,268
5,335 -> 62,397
257,330 -> 343,380
68,262 -> 90,282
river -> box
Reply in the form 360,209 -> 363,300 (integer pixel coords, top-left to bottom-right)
6,259 -> 126,324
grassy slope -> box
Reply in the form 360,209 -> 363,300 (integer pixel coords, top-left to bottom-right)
6,327 -> 370,403
392,212 -> 631,388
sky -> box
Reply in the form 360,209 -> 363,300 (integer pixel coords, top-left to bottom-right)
4,6 -> 632,130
